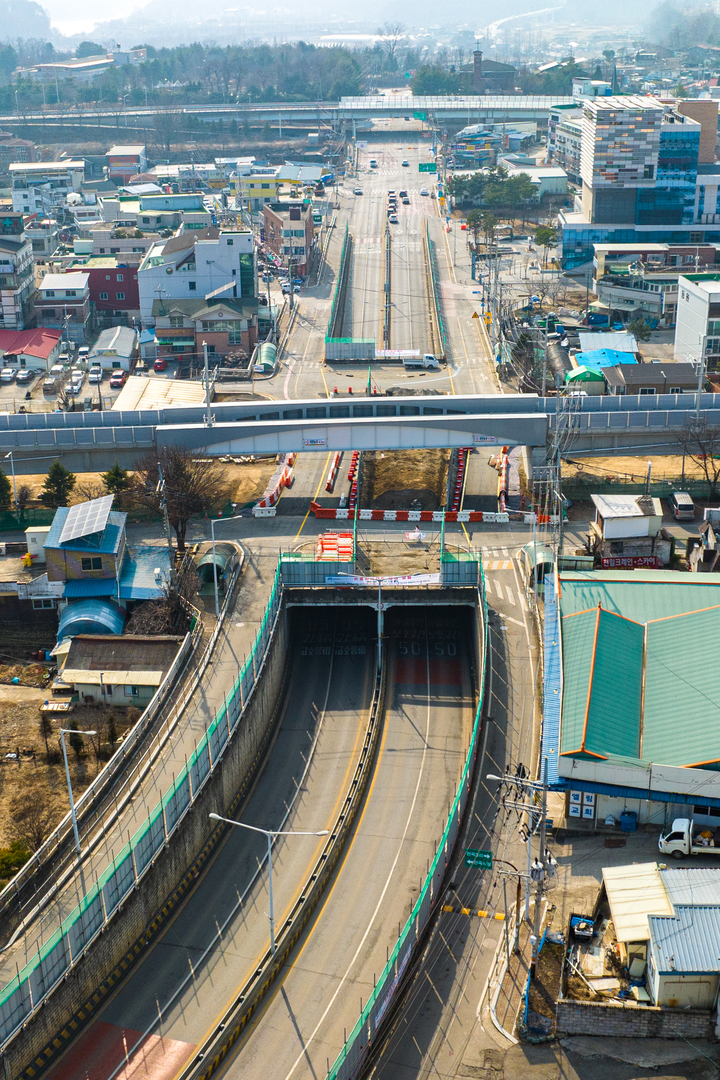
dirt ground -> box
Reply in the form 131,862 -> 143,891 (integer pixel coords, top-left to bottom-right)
0,701 -> 137,872
12,458 -> 278,511
0,663 -> 51,688
563,454 -> 707,483
362,450 -> 450,510
526,939 -> 563,1027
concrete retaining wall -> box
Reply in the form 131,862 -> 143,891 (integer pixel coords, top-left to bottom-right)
7,605 -> 289,1080
556,998 -> 712,1039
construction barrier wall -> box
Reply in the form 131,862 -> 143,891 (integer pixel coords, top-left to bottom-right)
326,561 -> 488,1080
2,567 -> 287,1072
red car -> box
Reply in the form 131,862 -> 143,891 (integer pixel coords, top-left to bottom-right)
109,371 -> 127,389
154,358 -> 168,372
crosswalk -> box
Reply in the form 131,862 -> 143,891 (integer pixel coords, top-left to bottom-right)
480,549 -> 528,613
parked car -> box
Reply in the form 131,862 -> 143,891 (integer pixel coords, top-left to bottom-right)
154,358 -> 168,372
670,491 -> 695,520
282,282 -> 301,294
15,369 -> 34,385
77,346 -> 90,361
88,367 -> 103,384
0,368 -> 15,383
109,371 -> 127,389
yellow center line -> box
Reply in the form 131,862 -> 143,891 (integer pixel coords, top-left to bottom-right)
295,450 -> 333,539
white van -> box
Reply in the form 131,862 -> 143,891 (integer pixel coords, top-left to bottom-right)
669,491 -> 695,520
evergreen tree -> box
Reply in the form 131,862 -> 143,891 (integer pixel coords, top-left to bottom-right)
40,461 -> 76,509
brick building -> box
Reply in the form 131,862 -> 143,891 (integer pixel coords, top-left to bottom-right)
263,201 -> 314,275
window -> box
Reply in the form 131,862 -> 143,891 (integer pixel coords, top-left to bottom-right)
45,290 -> 55,298
142,216 -> 150,223
65,290 -> 76,298
105,274 -> 111,280
102,684 -> 113,696
639,387 -> 656,395
169,316 -> 183,328
226,238 -> 233,245
609,541 -> 624,554
694,805 -> 720,818
116,273 -> 123,282
32,598 -> 56,609
228,329 -> 243,345
669,386 -> 682,394
116,292 -> 125,300
188,281 -> 196,291
99,291 -> 108,300
81,556 -> 102,571
124,685 -> 140,697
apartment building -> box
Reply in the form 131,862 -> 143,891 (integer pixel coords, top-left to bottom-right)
152,296 -> 258,357
106,145 -> 147,182
65,257 -> 140,326
263,201 -> 314,276
35,272 -> 91,342
10,160 -> 85,217
137,227 -> 256,324
674,273 -> 720,370
0,212 -> 35,330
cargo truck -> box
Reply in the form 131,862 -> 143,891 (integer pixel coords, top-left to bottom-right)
374,349 -> 441,369
658,818 -> 720,859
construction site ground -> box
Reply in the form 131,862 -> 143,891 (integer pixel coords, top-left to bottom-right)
361,449 -> 450,511
563,454 -> 708,484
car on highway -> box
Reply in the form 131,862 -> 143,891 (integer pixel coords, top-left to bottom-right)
109,371 -> 127,389
402,196 -> 410,204
399,190 -> 408,197
353,187 -> 363,195
420,188 -> 429,196
369,159 -> 378,168
154,358 -> 168,372
15,369 -> 34,385
401,159 -> 409,167
0,368 -> 15,383
388,214 -> 399,224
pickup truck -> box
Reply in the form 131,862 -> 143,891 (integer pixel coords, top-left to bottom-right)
658,818 -> 720,859
404,354 -> 440,370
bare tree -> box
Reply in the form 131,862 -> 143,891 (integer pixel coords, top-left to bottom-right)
125,558 -> 198,635
675,418 -> 720,497
133,447 -> 229,552
10,788 -> 55,851
377,22 -> 406,64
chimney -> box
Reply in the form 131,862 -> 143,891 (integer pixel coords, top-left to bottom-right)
473,49 -> 483,91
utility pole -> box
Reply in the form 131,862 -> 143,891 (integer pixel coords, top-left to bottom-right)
530,757 -> 549,979
696,334 -> 707,422
203,341 -> 213,427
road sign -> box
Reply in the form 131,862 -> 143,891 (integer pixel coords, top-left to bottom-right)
418,162 -> 437,173
413,110 -> 426,120
472,311 -> 479,319
465,848 -> 492,869
484,313 -> 492,326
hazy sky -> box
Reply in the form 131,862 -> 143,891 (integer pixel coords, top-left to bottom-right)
43,0 -> 148,37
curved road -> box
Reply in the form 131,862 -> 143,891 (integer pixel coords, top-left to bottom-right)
217,604 -> 474,1080
42,607 -> 376,1080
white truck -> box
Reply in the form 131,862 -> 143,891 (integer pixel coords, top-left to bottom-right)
658,818 -> 720,859
374,349 -> 441,370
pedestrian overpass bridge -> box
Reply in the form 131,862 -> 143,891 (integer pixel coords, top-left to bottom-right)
0,392 -> 718,469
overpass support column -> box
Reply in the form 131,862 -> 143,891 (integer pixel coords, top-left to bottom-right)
376,579 -> 383,673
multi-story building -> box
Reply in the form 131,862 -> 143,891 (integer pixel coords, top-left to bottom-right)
236,170 -> 282,212
35,272 -> 91,342
548,103 -> 583,183
263,201 -> 314,276
0,212 -> 35,330
559,98 -> 709,269
10,160 -> 85,217
24,215 -> 59,260
151,295 -> 258,358
65,256 -> 140,326
106,144 -> 146,182
674,273 -> 720,370
558,97 -> 720,270
99,191 -> 212,232
0,131 -> 35,171
137,227 -> 256,325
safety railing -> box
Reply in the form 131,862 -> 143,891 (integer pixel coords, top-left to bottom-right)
425,221 -> 447,358
327,222 -> 351,341
0,561 -> 283,1050
327,562 -> 488,1080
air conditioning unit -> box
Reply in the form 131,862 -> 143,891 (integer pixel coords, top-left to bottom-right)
153,567 -> 162,580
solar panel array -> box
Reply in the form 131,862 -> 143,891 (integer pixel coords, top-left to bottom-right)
58,494 -> 114,545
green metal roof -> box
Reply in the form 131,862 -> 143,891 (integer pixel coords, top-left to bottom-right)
565,366 -> 604,382
559,571 -> 720,623
561,607 -> 643,759
644,607 -> 720,767
559,573 -> 720,769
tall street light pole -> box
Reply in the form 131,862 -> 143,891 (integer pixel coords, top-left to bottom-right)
209,813 -> 328,955
209,515 -> 237,620
60,727 -> 96,857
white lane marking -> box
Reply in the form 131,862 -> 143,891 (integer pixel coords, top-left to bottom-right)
493,578 -> 503,599
282,628 -> 435,1080
505,586 -> 516,606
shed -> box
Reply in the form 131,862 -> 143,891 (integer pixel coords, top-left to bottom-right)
57,599 -> 126,638
88,326 -> 138,371
603,862 -> 673,962
56,632 -> 182,705
648,906 -> 720,1008
591,493 -> 663,539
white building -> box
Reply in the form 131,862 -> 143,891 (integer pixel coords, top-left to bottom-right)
0,213 -> 35,330
35,272 -> 91,343
137,227 -> 256,325
674,272 -> 720,370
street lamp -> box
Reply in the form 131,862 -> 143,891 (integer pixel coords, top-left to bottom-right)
5,451 -> 17,512
61,728 -> 96,857
209,514 -> 237,620
209,813 -> 328,955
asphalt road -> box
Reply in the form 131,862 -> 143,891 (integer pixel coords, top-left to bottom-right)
44,607 -> 376,1080
218,605 -> 475,1080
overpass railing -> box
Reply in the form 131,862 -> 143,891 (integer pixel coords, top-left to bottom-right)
0,563 -> 284,1051
326,222 -> 351,342
326,561 -> 488,1080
